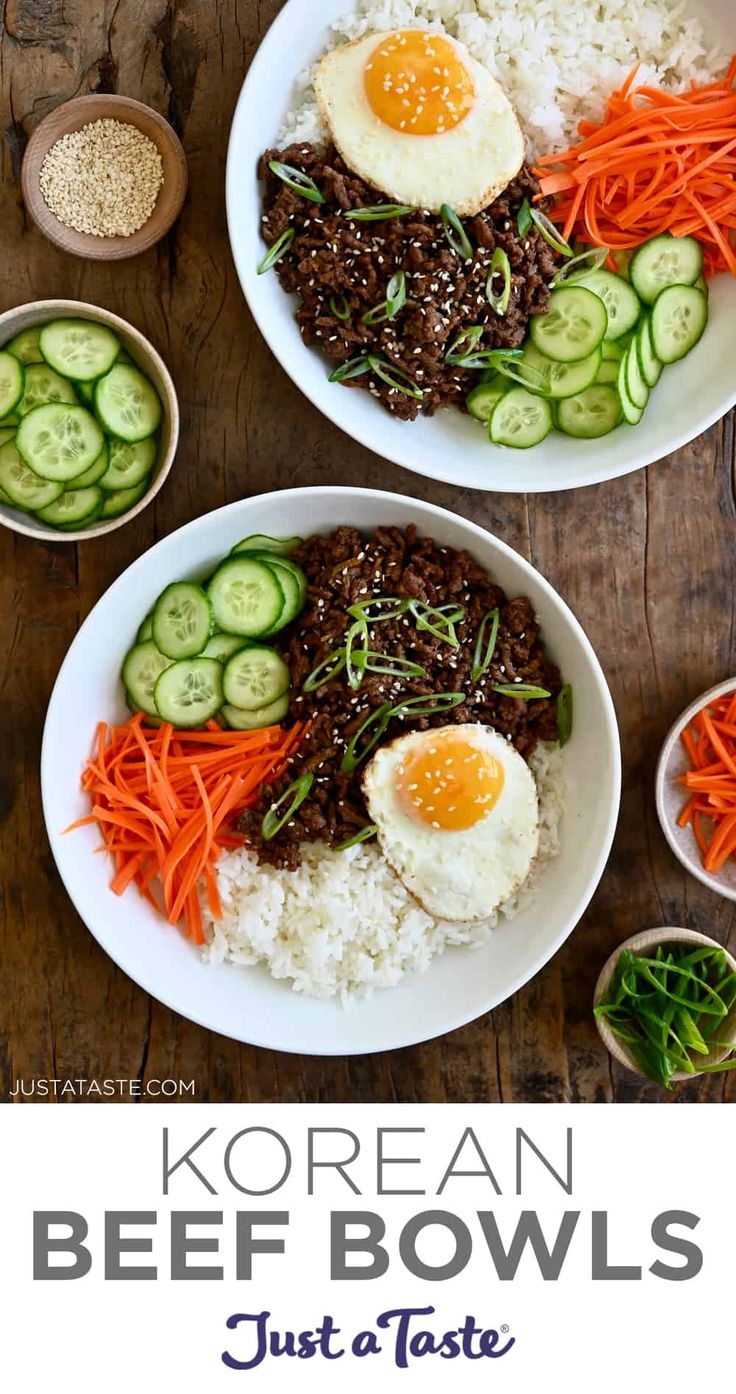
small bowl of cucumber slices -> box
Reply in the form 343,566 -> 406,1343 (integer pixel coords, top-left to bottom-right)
0,299 -> 178,542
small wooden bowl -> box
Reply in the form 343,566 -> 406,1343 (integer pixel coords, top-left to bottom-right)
21,94 -> 187,260
594,926 -> 736,1084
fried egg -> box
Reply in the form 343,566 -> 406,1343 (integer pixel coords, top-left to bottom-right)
363,724 -> 539,922
314,29 -> 524,216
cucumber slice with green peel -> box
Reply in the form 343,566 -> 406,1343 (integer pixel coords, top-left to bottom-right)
695,274 -> 708,299
5,327 -> 43,365
601,340 -> 624,362
0,427 -> 15,449
0,485 -> 15,507
222,693 -> 290,730
137,613 -> 154,643
0,440 -> 64,510
201,633 -> 248,663
574,269 -> 641,340
152,582 -> 213,660
16,363 -> 78,416
100,435 -> 157,491
625,342 -> 650,411
222,645 -> 290,711
207,557 -> 285,637
651,285 -> 708,364
36,486 -> 104,527
69,442 -> 109,487
153,658 -> 224,727
595,359 -> 620,386
231,534 -> 302,557
0,413 -> 19,428
16,403 -> 104,481
617,354 -> 644,426
40,319 -> 120,381
248,553 -> 306,632
630,234 -> 703,305
466,375 -> 507,424
490,388 -> 554,448
636,316 -> 663,389
0,351 -> 24,417
98,477 -> 151,519
530,285 -> 608,363
122,641 -> 175,718
520,342 -> 601,399
556,385 -> 622,439
76,380 -> 94,405
94,363 -> 162,442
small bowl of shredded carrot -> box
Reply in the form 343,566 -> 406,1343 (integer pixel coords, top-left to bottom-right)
656,678 -> 736,900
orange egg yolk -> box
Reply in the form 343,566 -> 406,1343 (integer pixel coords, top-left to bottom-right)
395,735 -> 505,832
364,30 -> 475,136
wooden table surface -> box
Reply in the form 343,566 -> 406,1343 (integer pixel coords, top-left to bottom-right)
1,0 -> 735,1105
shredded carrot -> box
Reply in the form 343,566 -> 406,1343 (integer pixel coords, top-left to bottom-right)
676,690 -> 736,874
67,715 -> 306,944
534,63 -> 736,277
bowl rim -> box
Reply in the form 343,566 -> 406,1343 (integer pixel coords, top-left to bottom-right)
0,298 -> 179,543
594,925 -> 736,1082
655,677 -> 736,902
40,484 -> 622,1054
225,0 -> 736,496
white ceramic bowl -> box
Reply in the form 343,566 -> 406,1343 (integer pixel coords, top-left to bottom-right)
227,0 -> 736,494
41,487 -> 621,1055
656,677 -> 736,901
0,299 -> 179,542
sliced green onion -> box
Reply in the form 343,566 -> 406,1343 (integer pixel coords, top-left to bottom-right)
268,160 -> 325,204
445,326 -> 484,366
517,198 -> 532,236
551,246 -> 609,288
348,597 -> 410,623
495,356 -> 553,396
408,599 -> 464,648
392,692 -> 466,719
257,226 -> 296,275
346,204 -> 414,221
471,608 -> 500,682
336,824 -> 379,852
345,619 -> 370,690
341,702 -> 394,773
530,206 -> 573,258
446,338 -> 524,373
329,294 -> 351,321
367,354 -> 423,400
361,270 -> 407,325
487,248 -> 511,316
363,652 -> 427,679
557,683 -> 573,747
329,354 -> 372,383
441,204 -> 474,261
262,773 -> 314,840
491,683 -> 551,699
302,649 -> 347,692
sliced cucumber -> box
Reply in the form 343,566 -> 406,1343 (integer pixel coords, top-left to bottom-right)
222,645 -> 290,711
154,658 -> 224,727
0,413 -> 19,428
617,353 -> 644,426
40,319 -> 120,382
231,533 -> 302,557
94,363 -> 162,442
76,380 -> 94,404
574,269 -> 641,341
650,285 -> 708,364
601,340 -> 624,363
556,385 -> 622,439
0,351 -> 24,417
222,693 -> 290,730
137,613 -> 154,643
5,327 -> 43,365
595,359 -> 620,386
695,274 -> 709,299
207,557 -> 285,637
490,388 -> 554,448
16,403 -> 104,482
625,342 -> 650,411
0,440 -> 64,510
530,286 -> 608,363
36,487 -> 104,528
520,342 -> 600,399
466,375 -> 507,423
249,553 -> 307,633
636,316 -> 663,389
100,436 -> 157,492
16,363 -> 78,416
69,442 -> 109,487
122,641 -> 175,718
99,477 -> 151,519
630,234 -> 703,305
0,426 -> 15,449
0,485 -> 15,507
201,633 -> 248,663
152,582 -> 213,660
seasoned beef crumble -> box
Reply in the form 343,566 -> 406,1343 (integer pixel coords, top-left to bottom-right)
258,144 -> 561,420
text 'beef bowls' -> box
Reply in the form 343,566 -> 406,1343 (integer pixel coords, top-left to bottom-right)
41,488 -> 620,1055
228,0 -> 736,493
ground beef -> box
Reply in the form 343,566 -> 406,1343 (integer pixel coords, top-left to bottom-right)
258,144 -> 561,420
239,525 -> 562,868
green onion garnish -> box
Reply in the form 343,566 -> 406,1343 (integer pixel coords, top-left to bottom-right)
445,326 -> 484,366
408,599 -> 465,648
345,619 -> 369,690
471,608 -> 500,682
346,204 -> 414,221
363,652 -> 427,679
530,206 -> 573,258
517,198 -> 532,236
336,824 -> 379,852
262,773 -> 314,840
491,683 -> 551,699
487,248 -> 512,316
329,294 -> 351,321
329,354 -> 372,383
257,226 -> 296,275
348,597 -> 410,623
392,692 -> 467,719
494,356 -> 552,396
445,333 -> 524,372
551,246 -> 609,288
361,270 -> 408,326
302,649 -> 347,692
341,703 -> 394,773
268,160 -> 325,204
441,204 -> 474,261
367,354 -> 423,400
557,683 -> 573,746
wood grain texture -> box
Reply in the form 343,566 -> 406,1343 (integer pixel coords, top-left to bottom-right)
1,0 -> 735,1105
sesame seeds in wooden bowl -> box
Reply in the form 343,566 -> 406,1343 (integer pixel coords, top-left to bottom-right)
21,95 -> 188,261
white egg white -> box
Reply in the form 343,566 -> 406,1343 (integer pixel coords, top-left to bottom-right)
363,725 -> 539,923
313,32 -> 525,216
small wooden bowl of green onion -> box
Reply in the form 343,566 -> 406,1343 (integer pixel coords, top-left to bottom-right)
594,927 -> 736,1089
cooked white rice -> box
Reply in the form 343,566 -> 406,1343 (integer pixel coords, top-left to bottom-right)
202,741 -> 565,1001
278,0 -> 726,161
